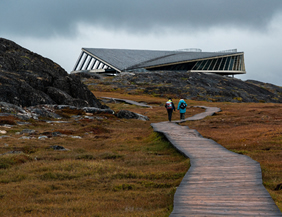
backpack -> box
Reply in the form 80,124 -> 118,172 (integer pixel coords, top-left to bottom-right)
166,101 -> 173,109
180,102 -> 186,109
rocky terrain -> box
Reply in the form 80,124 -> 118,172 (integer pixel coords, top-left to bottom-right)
1,37 -> 282,111
0,38 -> 102,108
86,71 -> 282,103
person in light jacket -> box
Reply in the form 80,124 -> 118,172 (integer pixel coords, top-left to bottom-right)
165,98 -> 175,122
177,99 -> 187,120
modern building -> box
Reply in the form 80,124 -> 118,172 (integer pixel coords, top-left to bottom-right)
71,48 -> 246,76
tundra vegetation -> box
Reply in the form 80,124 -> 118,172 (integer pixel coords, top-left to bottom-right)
0,86 -> 281,216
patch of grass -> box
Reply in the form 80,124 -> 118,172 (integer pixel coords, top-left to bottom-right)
0,116 -> 18,125
22,145 -> 38,154
112,183 -> 136,191
139,180 -> 173,188
78,125 -> 111,134
0,173 -> 27,183
0,154 -> 33,169
143,132 -> 174,154
98,152 -> 123,160
233,97 -> 243,102
56,108 -> 85,117
75,153 -> 96,160
39,172 -> 79,181
230,149 -> 249,155
1,87 -> 281,215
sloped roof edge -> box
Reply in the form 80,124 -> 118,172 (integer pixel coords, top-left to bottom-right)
82,48 -> 243,71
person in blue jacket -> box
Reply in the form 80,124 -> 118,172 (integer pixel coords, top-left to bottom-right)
177,99 -> 187,120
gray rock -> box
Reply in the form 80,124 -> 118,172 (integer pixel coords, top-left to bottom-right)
45,121 -> 70,124
69,135 -> 82,139
49,145 -> 68,151
0,38 -> 103,108
20,129 -> 36,134
135,113 -> 150,121
0,102 -> 27,114
84,116 -> 95,120
0,151 -> 23,155
116,110 -> 149,121
27,106 -> 62,119
104,71 -> 282,103
16,122 -> 31,125
0,124 -> 13,128
19,136 -> 31,140
52,132 -> 62,137
38,135 -> 48,140
55,105 -> 78,110
83,107 -> 114,114
0,113 -> 14,117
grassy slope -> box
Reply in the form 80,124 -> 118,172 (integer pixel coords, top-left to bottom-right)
0,89 -> 281,216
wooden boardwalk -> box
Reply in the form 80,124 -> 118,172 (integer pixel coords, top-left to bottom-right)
151,107 -> 281,216
101,97 -> 152,108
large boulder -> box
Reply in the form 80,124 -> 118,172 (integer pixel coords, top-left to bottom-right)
0,38 -> 102,108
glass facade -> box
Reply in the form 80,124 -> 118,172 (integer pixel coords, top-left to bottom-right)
190,55 -> 244,71
147,54 -> 245,75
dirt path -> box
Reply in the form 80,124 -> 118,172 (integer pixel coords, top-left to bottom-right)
152,107 -> 281,216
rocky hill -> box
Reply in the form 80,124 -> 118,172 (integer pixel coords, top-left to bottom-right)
1,38 -> 281,107
0,38 -> 102,108
86,71 -> 282,103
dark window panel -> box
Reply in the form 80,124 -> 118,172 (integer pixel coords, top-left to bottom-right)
219,57 -> 227,70
224,57 -> 231,70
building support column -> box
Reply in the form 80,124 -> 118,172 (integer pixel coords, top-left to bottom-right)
79,53 -> 88,70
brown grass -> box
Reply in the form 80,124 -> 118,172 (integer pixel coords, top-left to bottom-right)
0,94 -> 190,217
0,115 -> 19,125
0,90 -> 281,216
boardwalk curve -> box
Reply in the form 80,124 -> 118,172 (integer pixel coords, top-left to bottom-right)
101,97 -> 152,108
151,107 -> 281,216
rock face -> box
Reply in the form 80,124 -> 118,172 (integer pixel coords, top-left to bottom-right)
0,38 -> 102,108
116,110 -> 149,121
104,71 -> 282,103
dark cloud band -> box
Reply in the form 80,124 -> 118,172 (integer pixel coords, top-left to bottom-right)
1,0 -> 282,38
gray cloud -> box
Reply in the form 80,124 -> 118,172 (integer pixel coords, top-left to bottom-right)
1,0 -> 282,38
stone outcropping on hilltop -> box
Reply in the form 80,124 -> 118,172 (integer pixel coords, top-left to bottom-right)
90,71 -> 282,103
0,38 -> 102,108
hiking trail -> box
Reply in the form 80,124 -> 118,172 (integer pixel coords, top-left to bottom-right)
151,106 -> 281,216
102,97 -> 281,216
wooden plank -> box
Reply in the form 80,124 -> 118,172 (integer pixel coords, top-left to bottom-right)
151,106 -> 282,216
170,209 -> 281,216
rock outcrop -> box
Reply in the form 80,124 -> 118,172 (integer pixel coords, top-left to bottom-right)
116,110 -> 149,121
96,71 -> 282,103
0,38 -> 102,108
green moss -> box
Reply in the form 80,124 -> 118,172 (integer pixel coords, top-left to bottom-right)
233,97 -> 243,102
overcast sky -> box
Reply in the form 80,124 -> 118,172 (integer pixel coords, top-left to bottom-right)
1,0 -> 282,86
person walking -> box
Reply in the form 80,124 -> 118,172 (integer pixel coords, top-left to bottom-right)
165,98 -> 175,122
177,99 -> 187,120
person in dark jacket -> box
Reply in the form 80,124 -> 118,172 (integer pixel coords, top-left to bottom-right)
165,98 -> 175,122
177,99 -> 187,120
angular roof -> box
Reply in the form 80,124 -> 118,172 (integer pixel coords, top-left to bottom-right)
82,48 -> 239,71
73,48 -> 246,76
